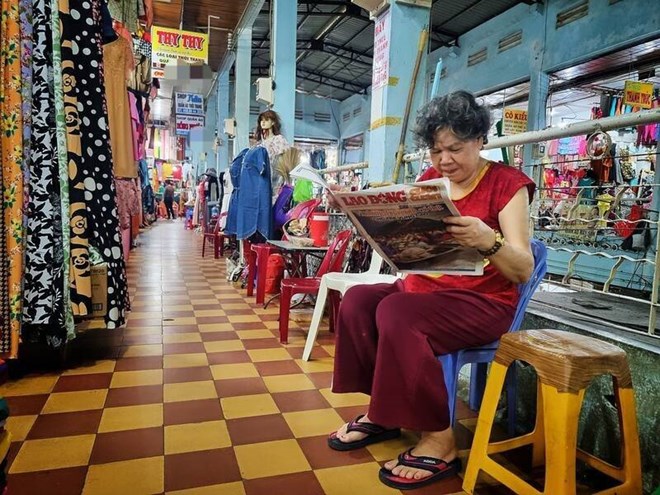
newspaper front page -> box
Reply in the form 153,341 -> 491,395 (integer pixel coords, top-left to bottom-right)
333,179 -> 484,275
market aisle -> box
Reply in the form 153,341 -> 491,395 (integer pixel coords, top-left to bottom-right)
0,221 -> 512,495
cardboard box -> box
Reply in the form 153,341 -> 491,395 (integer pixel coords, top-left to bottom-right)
91,264 -> 108,318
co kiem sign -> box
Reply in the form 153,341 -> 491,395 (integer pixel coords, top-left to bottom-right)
502,108 -> 528,135
623,81 -> 654,109
151,26 -> 209,79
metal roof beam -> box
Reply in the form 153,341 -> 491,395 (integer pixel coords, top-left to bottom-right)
435,0 -> 486,30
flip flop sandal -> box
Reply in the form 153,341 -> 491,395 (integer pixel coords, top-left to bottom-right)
378,448 -> 462,490
327,414 -> 401,451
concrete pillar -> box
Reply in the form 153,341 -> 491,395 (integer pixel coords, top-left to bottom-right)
271,0 -> 297,141
523,69 -> 550,184
234,28 -> 252,155
367,3 -> 430,183
217,70 -> 231,170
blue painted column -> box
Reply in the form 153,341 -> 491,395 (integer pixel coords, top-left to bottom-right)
523,69 -> 550,184
217,70 -> 231,170
367,3 -> 430,183
271,0 -> 297,141
234,27 -> 252,155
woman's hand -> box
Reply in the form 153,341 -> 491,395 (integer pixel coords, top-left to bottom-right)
443,216 -> 495,251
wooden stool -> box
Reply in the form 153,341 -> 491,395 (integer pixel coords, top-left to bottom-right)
463,329 -> 641,495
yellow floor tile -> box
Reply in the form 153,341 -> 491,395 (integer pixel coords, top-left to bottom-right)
262,374 -> 316,394
264,321 -> 280,329
203,340 -> 245,353
220,394 -> 280,420
42,390 -> 108,414
98,404 -> 163,433
210,363 -> 259,381
163,332 -> 203,344
163,353 -> 209,369
10,435 -> 95,474
127,312 -> 163,320
124,327 -> 162,336
315,463 -> 399,495
221,303 -> 252,310
5,415 -> 37,442
164,420 -> 230,454
198,323 -> 235,333
283,408 -> 344,438
122,344 -> 163,357
246,348 -> 292,362
166,481 -> 246,495
319,388 -> 370,408
322,345 -> 336,356
215,293 -> 243,300
190,298 -> 219,306
234,439 -> 311,480
235,330 -> 276,340
168,304 -> 194,311
110,369 -> 163,389
188,290 -> 215,297
194,309 -> 227,317
83,456 -> 164,495
0,375 -> 58,396
366,430 -> 419,461
163,317 -> 197,326
227,315 -> 261,323
163,380 -> 218,403
295,358 -> 335,373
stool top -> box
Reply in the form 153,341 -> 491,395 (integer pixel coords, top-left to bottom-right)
495,329 -> 632,393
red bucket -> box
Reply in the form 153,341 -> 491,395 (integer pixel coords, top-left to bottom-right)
309,213 -> 330,247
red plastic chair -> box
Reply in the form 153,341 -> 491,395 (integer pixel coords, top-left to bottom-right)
278,230 -> 352,344
202,212 -> 227,259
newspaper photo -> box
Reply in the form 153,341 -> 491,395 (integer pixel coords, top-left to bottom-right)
288,163 -> 484,275
333,179 -> 484,275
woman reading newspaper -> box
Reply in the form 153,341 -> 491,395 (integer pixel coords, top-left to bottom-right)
327,90 -> 536,490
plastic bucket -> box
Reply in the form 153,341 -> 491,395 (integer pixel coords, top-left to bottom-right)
309,213 -> 330,247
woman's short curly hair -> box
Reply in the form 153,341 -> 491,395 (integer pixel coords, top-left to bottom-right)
413,90 -> 490,148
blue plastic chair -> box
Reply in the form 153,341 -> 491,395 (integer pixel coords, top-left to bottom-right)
437,239 -> 548,433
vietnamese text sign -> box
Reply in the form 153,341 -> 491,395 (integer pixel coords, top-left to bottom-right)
502,108 -> 528,135
176,115 -> 205,136
623,80 -> 654,109
372,9 -> 391,90
151,26 -> 209,79
175,92 -> 204,116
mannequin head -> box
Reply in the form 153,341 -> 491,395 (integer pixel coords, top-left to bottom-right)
256,110 -> 282,141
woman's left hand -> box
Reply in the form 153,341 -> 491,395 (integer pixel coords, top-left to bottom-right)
443,216 -> 495,251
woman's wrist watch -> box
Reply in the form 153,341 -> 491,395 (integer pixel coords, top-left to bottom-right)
478,229 -> 505,257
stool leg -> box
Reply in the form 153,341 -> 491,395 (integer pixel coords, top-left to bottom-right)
246,251 -> 255,297
613,383 -> 642,494
462,361 -> 509,494
541,384 -> 584,494
255,247 -> 271,305
278,285 -> 293,344
530,380 -> 546,469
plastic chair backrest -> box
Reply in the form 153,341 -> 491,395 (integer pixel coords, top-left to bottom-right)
286,198 -> 321,223
366,249 -> 384,274
509,239 -> 548,332
315,230 -> 352,278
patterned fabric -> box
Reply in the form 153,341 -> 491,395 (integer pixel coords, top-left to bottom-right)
23,0 -> 66,336
61,0 -> 128,328
51,0 -> 75,338
107,0 -> 138,32
0,0 -> 25,357
19,0 -> 32,205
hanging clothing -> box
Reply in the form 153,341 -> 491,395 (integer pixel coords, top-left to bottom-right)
23,0 -> 66,331
236,147 -> 272,240
260,134 -> 289,192
104,37 -> 137,178
107,0 -> 138,33
61,0 -> 128,329
224,148 -> 249,236
1,0 -> 25,356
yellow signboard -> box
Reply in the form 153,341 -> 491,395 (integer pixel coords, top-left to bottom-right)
502,108 -> 528,135
151,26 -> 209,78
623,80 -> 654,109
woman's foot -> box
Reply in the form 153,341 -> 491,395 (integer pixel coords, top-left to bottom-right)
327,414 -> 401,451
383,429 -> 458,482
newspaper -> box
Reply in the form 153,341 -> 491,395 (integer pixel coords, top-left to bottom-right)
289,164 -> 484,275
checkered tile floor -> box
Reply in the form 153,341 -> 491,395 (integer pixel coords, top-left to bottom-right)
1,222 -> 520,494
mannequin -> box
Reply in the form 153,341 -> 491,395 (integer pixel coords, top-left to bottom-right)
255,110 -> 289,192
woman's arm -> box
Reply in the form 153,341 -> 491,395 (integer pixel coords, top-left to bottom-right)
443,186 -> 534,284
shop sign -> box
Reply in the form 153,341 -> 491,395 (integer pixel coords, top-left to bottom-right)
502,108 -> 528,135
372,9 -> 391,90
175,92 -> 204,116
623,80 -> 654,109
175,115 -> 205,136
151,26 -> 209,79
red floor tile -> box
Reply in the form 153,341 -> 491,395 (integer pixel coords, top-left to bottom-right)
4,394 -> 49,415
200,331 -> 240,342
297,435 -> 375,469
214,377 -> 268,398
242,338 -> 285,350
226,414 -> 294,445
89,427 -> 164,464
163,398 -> 224,426
7,467 -> 88,495
253,360 -> 303,376
163,366 -> 213,384
206,351 -> 251,365
104,384 -> 164,407
164,448 -> 241,492
52,373 -> 113,393
271,390 -> 332,413
243,471 -> 326,495
114,356 -> 163,371
27,410 -> 103,440
307,372 -> 334,389
162,342 -> 206,355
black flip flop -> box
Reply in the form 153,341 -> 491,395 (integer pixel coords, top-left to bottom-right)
327,415 -> 401,451
378,448 -> 462,490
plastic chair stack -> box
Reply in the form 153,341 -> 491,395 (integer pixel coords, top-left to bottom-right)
278,230 -> 353,344
437,239 -> 548,431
